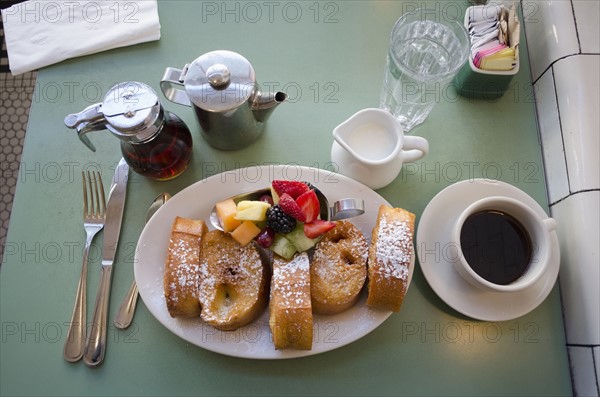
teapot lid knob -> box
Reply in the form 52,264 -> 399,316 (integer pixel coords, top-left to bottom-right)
183,50 -> 256,112
206,64 -> 231,88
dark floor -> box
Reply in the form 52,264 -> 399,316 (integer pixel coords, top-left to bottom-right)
0,0 -> 37,261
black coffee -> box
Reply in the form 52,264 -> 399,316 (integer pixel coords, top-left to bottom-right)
460,210 -> 533,285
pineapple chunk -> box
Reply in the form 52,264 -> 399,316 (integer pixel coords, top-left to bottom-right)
230,221 -> 261,246
215,199 -> 242,232
235,200 -> 271,221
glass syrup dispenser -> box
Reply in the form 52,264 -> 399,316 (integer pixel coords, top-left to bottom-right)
65,81 -> 193,181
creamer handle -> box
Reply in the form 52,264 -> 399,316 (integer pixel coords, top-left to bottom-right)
401,135 -> 429,163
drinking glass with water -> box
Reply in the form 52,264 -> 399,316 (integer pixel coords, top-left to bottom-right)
380,8 -> 470,132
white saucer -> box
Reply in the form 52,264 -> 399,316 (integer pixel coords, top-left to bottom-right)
416,179 -> 560,321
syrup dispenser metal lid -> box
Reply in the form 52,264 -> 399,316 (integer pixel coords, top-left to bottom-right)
102,82 -> 160,132
64,81 -> 162,151
182,50 -> 256,113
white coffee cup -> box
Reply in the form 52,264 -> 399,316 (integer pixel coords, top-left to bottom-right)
331,108 -> 429,190
450,196 -> 557,293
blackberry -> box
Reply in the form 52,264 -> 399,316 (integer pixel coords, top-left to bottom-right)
266,205 -> 296,234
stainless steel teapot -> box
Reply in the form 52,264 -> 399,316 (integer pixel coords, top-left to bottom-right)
160,50 -> 287,150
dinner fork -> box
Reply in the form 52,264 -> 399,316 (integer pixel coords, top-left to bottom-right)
63,171 -> 106,362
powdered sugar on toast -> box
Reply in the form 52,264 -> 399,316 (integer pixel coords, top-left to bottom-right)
374,213 -> 413,281
197,235 -> 265,324
163,217 -> 207,318
366,205 -> 415,312
166,238 -> 201,304
271,253 -> 310,308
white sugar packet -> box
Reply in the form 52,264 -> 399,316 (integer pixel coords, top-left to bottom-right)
2,0 -> 161,75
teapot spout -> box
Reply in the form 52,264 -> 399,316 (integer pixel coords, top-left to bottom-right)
251,91 -> 287,122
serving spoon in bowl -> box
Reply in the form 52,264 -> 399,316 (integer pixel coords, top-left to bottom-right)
209,186 -> 365,231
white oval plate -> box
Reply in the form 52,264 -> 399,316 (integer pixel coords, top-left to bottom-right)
135,165 -> 414,359
416,179 -> 559,321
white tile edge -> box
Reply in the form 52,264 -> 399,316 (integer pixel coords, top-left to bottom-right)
568,346 -> 600,396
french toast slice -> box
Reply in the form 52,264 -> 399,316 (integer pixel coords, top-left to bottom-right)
310,221 -> 368,314
164,217 -> 208,318
269,253 -> 313,350
198,230 -> 269,331
366,205 -> 415,312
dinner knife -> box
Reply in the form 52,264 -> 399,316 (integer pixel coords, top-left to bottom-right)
83,158 -> 129,367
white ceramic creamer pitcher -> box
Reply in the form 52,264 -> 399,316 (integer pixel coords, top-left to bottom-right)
331,108 -> 429,189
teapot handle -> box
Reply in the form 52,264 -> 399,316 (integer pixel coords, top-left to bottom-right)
401,135 -> 429,163
160,66 -> 192,107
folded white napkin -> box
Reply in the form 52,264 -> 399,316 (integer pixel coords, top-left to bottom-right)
2,0 -> 161,75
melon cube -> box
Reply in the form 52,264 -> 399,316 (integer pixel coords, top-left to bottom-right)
230,220 -> 262,246
270,234 -> 298,259
286,222 -> 321,252
215,198 -> 242,232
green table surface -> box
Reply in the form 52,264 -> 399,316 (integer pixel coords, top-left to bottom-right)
1,1 -> 571,396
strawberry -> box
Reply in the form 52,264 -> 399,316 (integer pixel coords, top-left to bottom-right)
296,189 -> 320,223
304,220 -> 336,238
278,193 -> 306,222
271,180 -> 310,199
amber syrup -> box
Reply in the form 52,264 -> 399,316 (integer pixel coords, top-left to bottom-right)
121,111 -> 193,181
